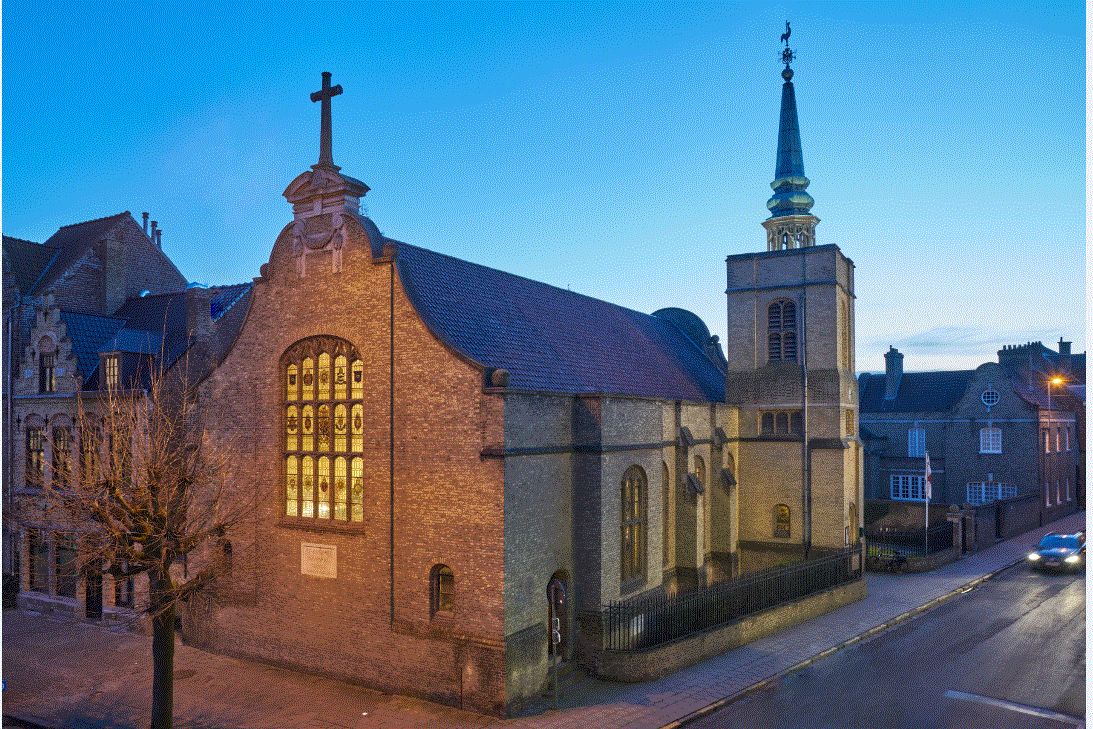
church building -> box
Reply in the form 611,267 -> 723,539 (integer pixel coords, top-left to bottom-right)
185,43 -> 861,715
4,37 -> 863,717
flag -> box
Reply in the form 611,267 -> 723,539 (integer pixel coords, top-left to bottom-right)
924,452 -> 932,501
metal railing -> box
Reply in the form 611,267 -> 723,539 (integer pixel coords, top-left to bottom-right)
864,521 -> 953,557
602,544 -> 863,652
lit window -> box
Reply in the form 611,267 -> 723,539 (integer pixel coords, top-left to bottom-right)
908,427 -> 925,457
283,337 -> 364,524
80,425 -> 101,488
1065,427 -> 1071,451
102,355 -> 120,390
774,504 -> 791,538
26,427 -> 44,488
29,531 -> 48,592
1055,428 -> 1061,453
662,462 -> 670,568
980,427 -> 1001,454
1043,429 -> 1050,454
620,465 -> 647,585
767,300 -> 797,362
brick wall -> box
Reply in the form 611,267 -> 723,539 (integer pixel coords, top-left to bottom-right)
189,212 -> 507,715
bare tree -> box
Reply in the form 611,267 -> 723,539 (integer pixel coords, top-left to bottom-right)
29,354 -> 255,729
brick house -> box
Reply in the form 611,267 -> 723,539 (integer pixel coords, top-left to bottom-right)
858,341 -> 1084,525
2,214 -> 252,618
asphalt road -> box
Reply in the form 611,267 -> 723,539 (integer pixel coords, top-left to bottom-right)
687,563 -> 1085,729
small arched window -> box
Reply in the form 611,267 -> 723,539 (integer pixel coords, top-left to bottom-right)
767,300 -> 797,362
774,504 -> 791,538
431,564 -> 454,616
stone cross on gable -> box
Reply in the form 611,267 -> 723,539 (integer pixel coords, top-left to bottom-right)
311,72 -> 343,170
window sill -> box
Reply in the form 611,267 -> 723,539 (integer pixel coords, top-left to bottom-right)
277,517 -> 365,534
619,576 -> 647,596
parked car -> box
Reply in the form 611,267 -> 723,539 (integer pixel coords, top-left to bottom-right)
1027,531 -> 1085,572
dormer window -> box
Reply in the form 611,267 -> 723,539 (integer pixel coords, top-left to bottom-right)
102,354 -> 120,390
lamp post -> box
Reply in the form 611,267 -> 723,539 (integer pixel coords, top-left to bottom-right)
1047,376 -> 1062,412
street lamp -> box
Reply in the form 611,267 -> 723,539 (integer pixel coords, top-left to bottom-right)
1047,376 -> 1063,412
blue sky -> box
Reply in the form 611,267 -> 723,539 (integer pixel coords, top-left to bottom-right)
3,1 -> 1085,372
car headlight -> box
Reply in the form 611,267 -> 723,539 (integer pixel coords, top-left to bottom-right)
1065,555 -> 1081,563
1028,553 -> 1041,560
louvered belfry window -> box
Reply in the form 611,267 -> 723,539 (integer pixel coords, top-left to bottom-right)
283,337 -> 365,524
767,299 -> 797,362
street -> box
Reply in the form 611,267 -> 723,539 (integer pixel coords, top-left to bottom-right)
688,563 -> 1085,729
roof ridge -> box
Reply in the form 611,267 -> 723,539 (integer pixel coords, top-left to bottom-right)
2,235 -> 54,248
54,211 -> 131,231
398,241 -> 662,322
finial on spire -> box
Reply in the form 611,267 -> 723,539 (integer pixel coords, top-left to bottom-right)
780,21 -> 796,71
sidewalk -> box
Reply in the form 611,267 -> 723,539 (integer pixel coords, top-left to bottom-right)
4,510 -> 1084,729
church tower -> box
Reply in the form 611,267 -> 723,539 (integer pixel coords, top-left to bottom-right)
725,25 -> 862,553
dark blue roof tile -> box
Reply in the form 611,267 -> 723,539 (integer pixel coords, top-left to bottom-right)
395,243 -> 724,402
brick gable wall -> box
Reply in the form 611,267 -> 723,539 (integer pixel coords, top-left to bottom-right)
188,213 -> 507,715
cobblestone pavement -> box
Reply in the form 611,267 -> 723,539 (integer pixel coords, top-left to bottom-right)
4,511 -> 1084,729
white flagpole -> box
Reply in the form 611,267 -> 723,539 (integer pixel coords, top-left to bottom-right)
924,452 -> 932,554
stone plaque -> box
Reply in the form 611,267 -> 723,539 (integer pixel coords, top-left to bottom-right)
300,542 -> 337,578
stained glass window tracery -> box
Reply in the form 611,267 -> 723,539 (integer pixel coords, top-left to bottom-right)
283,337 -> 365,524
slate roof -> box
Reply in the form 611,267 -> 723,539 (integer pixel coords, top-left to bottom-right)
395,242 -> 725,402
59,283 -> 253,383
58,310 -> 128,379
33,212 -> 132,296
2,235 -> 60,294
858,370 -> 976,413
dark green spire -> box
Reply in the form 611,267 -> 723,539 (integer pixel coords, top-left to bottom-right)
767,36 -> 814,219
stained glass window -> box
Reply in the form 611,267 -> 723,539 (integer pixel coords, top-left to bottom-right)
283,337 -> 365,524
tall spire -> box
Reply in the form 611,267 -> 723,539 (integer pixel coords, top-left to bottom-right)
762,22 -> 819,251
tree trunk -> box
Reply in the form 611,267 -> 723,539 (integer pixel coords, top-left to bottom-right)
150,579 -> 175,729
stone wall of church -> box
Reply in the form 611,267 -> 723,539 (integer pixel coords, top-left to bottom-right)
186,216 -> 507,715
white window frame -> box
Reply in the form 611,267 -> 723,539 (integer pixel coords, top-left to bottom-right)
979,427 -> 1001,454
890,474 -> 925,501
965,482 -> 1017,506
907,427 -> 925,458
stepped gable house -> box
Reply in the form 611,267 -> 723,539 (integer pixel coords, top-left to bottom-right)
2,213 -> 254,616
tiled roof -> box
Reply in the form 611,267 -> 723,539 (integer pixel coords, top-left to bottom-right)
2,235 -> 60,294
33,212 -> 132,295
858,370 -> 976,413
395,242 -> 725,402
58,310 -> 127,379
210,283 -> 252,321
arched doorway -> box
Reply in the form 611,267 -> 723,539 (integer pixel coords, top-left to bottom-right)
547,570 -> 570,661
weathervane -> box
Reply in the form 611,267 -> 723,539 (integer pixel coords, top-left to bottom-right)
780,21 -> 795,67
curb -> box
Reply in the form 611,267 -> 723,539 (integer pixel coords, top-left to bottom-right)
660,555 -> 1028,729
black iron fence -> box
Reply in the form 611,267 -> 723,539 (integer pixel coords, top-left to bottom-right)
865,521 -> 952,557
602,544 -> 862,652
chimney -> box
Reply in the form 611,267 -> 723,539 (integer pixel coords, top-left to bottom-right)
150,221 -> 159,249
1058,338 -> 1071,356
883,346 -> 903,400
155,228 -> 162,249
142,212 -> 149,236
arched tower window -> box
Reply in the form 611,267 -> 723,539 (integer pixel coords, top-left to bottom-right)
282,337 -> 365,524
767,300 -> 797,362
620,465 -> 647,586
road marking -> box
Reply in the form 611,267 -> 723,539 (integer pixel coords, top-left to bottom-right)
944,690 -> 1083,726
